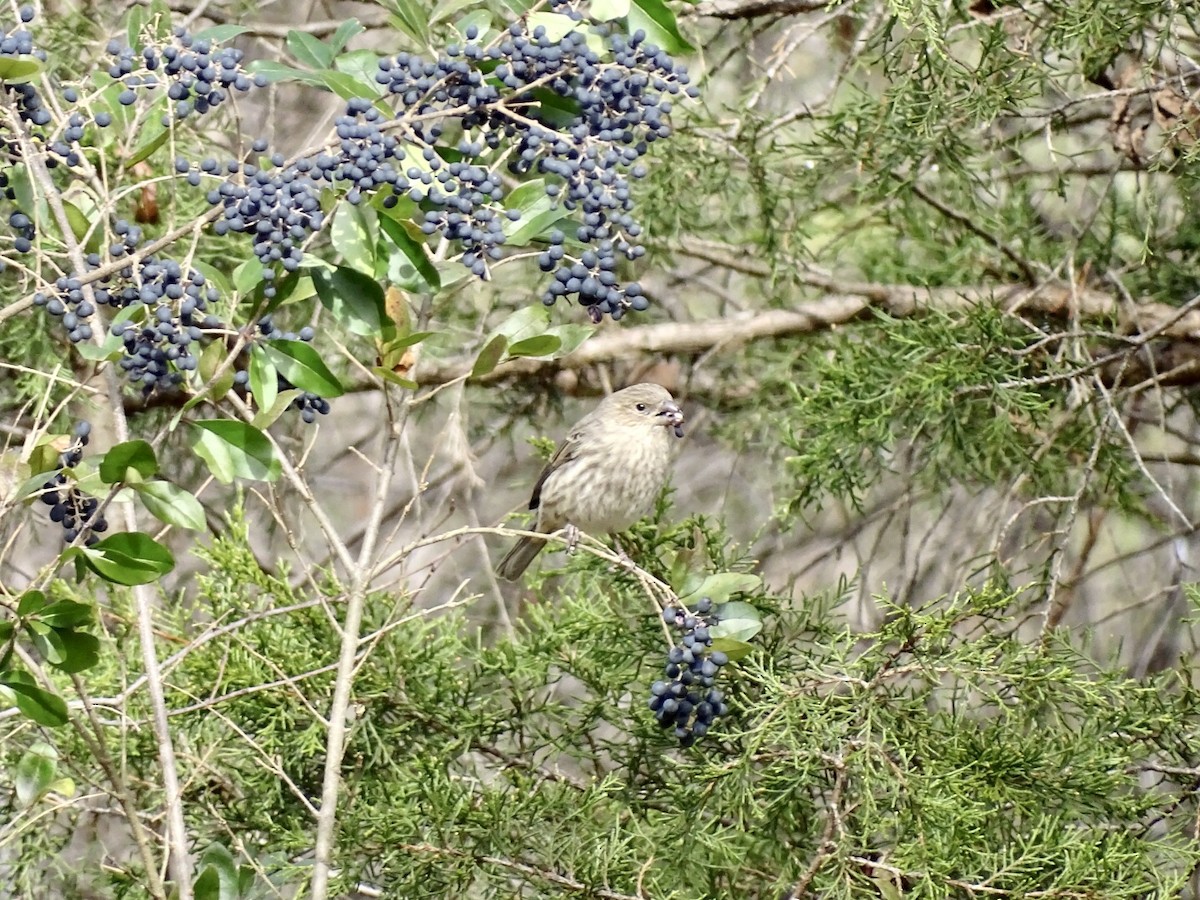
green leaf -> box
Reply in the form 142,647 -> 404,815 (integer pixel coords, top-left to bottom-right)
61,199 -> 101,253
193,866 -> 221,900
681,573 -> 763,604
53,630 -> 100,674
191,420 -> 281,484
312,266 -> 388,337
7,164 -> 32,216
80,532 -> 175,585
373,368 -> 418,390
0,673 -> 68,727
0,55 -> 43,83
471,335 -> 508,378
133,481 -> 207,531
508,334 -> 562,357
591,0 -> 631,19
286,30 -> 333,68
379,215 -> 441,291
546,323 -> 594,357
334,49 -> 385,92
329,19 -> 365,54
261,340 -> 345,397
332,201 -> 378,275
30,626 -> 67,666
384,0 -> 431,44
500,180 -> 563,246
526,12 -> 579,42
232,258 -> 263,297
710,601 -> 763,644
37,600 -> 93,628
15,742 -> 58,806
628,0 -> 694,54
99,440 -> 158,484
319,69 -> 381,101
191,24 -> 251,42
196,844 -> 241,900
384,331 -> 434,351
252,388 -> 303,430
709,637 -> 755,661
17,590 -> 47,616
127,101 -> 171,166
198,339 -> 236,402
495,305 -> 553,343
245,59 -> 322,86
249,345 -> 278,412
437,2 -> 488,26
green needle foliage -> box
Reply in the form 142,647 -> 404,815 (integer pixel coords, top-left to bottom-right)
6,517 -> 1199,898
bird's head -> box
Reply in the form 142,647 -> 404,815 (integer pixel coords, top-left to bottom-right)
607,383 -> 685,436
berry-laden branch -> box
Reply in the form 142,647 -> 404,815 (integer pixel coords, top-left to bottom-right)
11,0 -> 698,433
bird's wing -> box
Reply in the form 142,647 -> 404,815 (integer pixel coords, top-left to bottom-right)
527,422 -> 588,510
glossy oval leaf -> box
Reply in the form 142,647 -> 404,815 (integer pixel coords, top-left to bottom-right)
0,55 -> 42,83
591,0 -> 631,19
100,440 -> 158,484
134,480 -> 207,531
500,180 -> 562,246
52,630 -> 101,674
312,266 -> 388,337
331,201 -> 378,275
80,532 -> 175,585
17,589 -> 47,616
249,346 -> 278,412
680,572 -> 763,604
15,742 -> 58,806
508,334 -> 562,358
710,601 -> 763,644
191,420 -> 281,484
629,0 -> 694,54
379,215 -> 441,291
286,30 -> 333,69
36,600 -> 93,628
527,12 -> 579,42
1,673 -> 68,727
261,340 -> 344,397
191,24 -> 251,42
471,334 -> 508,378
709,637 -> 755,661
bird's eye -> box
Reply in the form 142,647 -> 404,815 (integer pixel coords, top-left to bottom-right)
635,402 -> 647,412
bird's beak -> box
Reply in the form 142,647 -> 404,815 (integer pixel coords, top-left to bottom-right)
657,400 -> 685,435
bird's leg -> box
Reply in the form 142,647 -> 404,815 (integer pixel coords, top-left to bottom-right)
609,534 -> 633,567
564,523 -> 581,554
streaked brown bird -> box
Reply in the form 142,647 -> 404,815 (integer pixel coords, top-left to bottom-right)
496,383 -> 685,581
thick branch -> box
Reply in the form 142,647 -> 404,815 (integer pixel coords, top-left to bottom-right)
686,0 -> 835,19
414,279 -> 1200,385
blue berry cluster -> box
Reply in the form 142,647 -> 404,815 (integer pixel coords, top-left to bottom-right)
33,220 -> 219,392
39,422 -> 108,546
368,6 -> 694,318
0,8 -> 53,158
107,258 -> 217,392
649,597 -> 730,747
204,152 -> 323,294
104,27 -> 265,122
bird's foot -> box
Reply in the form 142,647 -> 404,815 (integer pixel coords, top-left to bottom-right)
564,523 -> 581,554
610,535 -> 633,567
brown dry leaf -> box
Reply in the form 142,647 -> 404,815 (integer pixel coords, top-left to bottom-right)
133,161 -> 158,223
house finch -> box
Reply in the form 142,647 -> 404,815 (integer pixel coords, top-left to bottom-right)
497,383 -> 685,581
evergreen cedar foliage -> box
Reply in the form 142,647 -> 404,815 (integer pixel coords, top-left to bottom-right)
1,1 -> 1200,898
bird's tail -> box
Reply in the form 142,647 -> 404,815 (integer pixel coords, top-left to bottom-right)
496,534 -> 546,581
